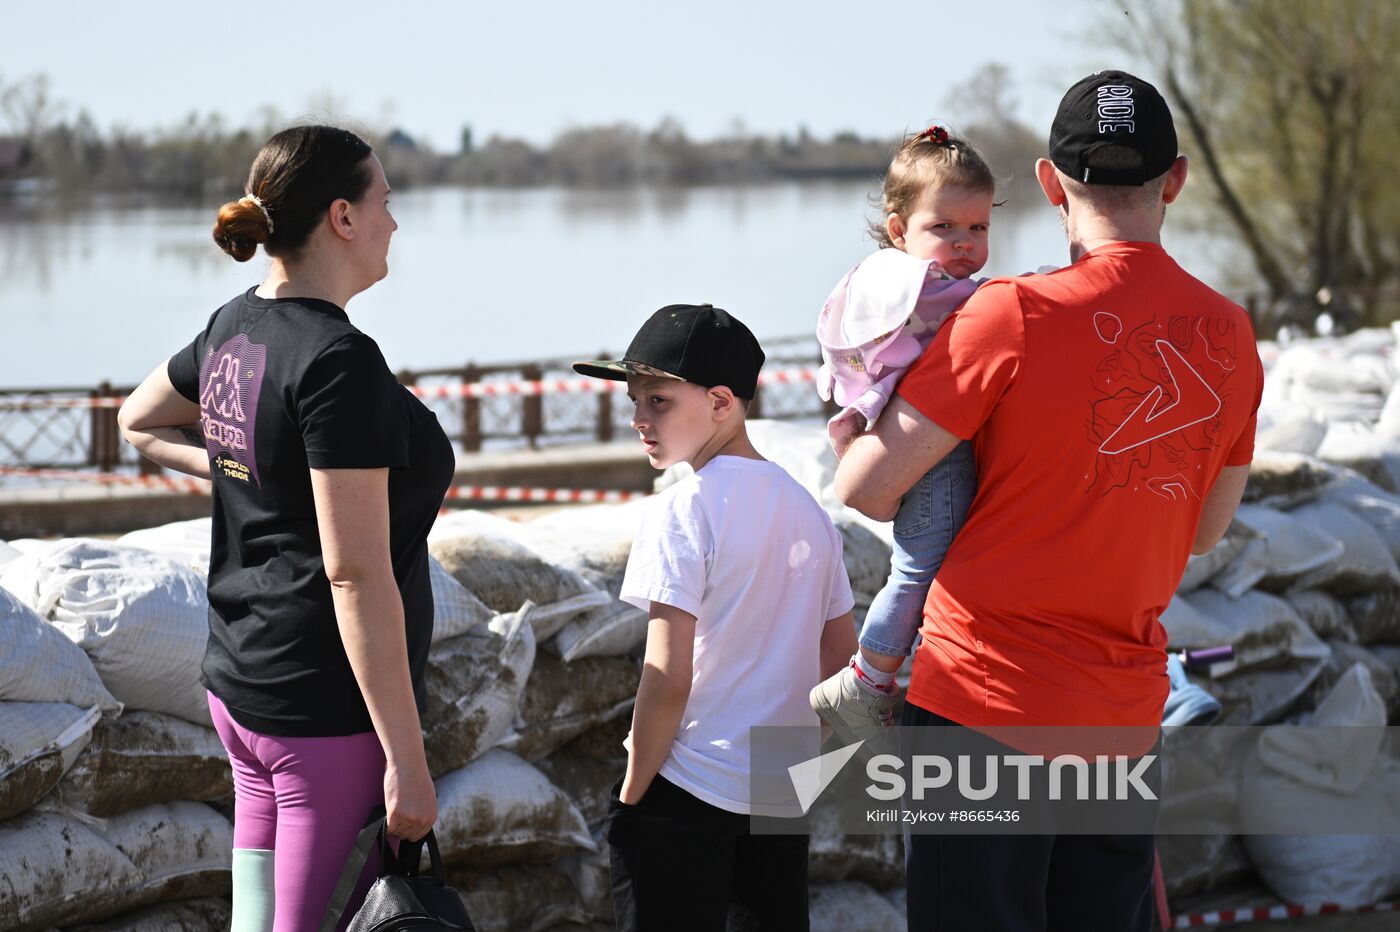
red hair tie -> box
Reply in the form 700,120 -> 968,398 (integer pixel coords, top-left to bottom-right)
921,125 -> 950,145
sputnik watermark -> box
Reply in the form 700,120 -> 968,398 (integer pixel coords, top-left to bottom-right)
786,742 -> 1156,815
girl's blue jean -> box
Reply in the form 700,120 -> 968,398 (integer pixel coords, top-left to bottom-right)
859,439 -> 976,658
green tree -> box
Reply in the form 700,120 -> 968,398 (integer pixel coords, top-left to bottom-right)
1111,0 -> 1400,332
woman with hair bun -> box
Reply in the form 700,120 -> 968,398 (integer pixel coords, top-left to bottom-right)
118,125 -> 453,932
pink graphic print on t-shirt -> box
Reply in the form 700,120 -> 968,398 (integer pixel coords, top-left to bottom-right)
199,334 -> 267,486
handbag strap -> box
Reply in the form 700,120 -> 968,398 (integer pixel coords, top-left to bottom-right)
317,815 -> 389,932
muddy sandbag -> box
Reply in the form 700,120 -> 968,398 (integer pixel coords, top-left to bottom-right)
54,711 -> 231,817
0,701 -> 101,822
534,717 -> 629,826
809,883 -> 907,931
508,652 -> 639,762
1241,452 -> 1340,508
0,585 -> 119,713
0,539 -> 210,725
1306,641 -> 1400,716
422,606 -> 536,777
548,599 -> 649,662
434,749 -> 595,868
446,863 -> 591,932
65,897 -> 232,931
1177,520 -> 1257,593
1343,587 -> 1400,645
808,805 -> 903,889
1195,658 -> 1329,725
0,802 -> 231,932
1209,505 -> 1344,597
1289,501 -> 1400,596
1178,590 -> 1331,676
557,838 -> 611,922
1321,471 -> 1400,561
1284,589 -> 1357,642
1158,835 -> 1253,903
522,500 -> 649,593
116,518 -> 213,575
429,556 -> 498,643
1242,666 -> 1400,907
429,527 -> 610,642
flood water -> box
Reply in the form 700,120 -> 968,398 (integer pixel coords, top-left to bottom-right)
0,183 -> 1250,388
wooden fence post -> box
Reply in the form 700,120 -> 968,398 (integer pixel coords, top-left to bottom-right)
462,365 -> 482,453
521,364 -> 543,449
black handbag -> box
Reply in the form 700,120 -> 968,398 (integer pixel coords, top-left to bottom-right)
318,816 -> 476,932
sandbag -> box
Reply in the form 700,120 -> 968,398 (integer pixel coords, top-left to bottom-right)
1196,658 -> 1328,725
1288,501 -> 1400,596
1321,471 -> 1400,561
1242,665 -> 1400,907
447,863 -> 591,932
65,897 -> 232,931
1306,641 -> 1400,717
809,883 -> 907,931
0,538 -> 22,568
1240,452 -> 1339,509
0,802 -> 231,931
433,749 -> 595,868
54,711 -> 232,817
1284,589 -> 1357,642
1208,504 -> 1343,596
534,716 -> 629,826
808,804 -> 903,889
558,839 -> 612,923
1177,519 -> 1257,593
0,585 -> 119,713
428,556 -> 497,643
0,701 -> 101,821
1158,834 -> 1252,903
1177,590 -> 1331,676
0,539 -> 210,725
1343,588 -> 1400,645
116,518 -> 212,575
508,652 -> 639,762
429,524 -> 610,642
547,598 -> 649,662
421,606 -> 536,777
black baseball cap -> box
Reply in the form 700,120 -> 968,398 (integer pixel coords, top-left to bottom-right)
1049,70 -> 1177,186
573,304 -> 766,400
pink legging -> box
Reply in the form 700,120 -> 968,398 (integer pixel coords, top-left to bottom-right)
209,692 -> 386,932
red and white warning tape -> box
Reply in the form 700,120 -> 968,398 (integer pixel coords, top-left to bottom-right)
0,466 -> 646,505
0,368 -> 823,410
1172,900 -> 1398,928
0,466 -> 211,493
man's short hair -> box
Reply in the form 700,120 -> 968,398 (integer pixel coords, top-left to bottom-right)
1060,146 -> 1168,213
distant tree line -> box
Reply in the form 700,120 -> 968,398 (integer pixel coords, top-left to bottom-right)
0,67 -> 1045,205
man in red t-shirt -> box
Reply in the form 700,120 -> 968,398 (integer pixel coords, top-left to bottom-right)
835,71 -> 1263,931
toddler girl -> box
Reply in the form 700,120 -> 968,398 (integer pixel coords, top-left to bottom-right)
811,125 -> 996,750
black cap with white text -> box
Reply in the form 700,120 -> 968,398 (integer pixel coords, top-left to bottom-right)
1049,70 -> 1177,186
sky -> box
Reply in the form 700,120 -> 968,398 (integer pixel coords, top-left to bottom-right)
1,0 -> 1146,150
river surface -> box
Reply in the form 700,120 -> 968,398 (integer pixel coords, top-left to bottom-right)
0,183 -> 1249,388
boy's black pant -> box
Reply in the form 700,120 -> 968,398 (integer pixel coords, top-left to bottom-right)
901,701 -> 1158,932
605,774 -> 809,931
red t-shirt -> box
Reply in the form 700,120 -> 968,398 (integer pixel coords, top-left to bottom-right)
897,241 -> 1263,735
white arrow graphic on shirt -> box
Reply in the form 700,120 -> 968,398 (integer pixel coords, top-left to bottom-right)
788,740 -> 864,814
1099,340 -> 1221,455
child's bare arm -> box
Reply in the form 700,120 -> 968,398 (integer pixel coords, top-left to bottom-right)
620,601 -> 696,804
820,611 -> 858,680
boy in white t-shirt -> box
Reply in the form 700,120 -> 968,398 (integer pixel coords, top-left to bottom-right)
574,304 -> 857,931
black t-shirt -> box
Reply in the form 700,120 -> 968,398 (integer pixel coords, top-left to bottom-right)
168,288 -> 454,737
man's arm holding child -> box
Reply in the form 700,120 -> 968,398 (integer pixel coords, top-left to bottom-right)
620,601 -> 696,805
836,395 -> 963,521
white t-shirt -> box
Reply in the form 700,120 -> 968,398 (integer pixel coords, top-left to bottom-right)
620,455 -> 855,814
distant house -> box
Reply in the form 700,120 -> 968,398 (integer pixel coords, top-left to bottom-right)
0,137 -> 30,176
384,129 -> 418,152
